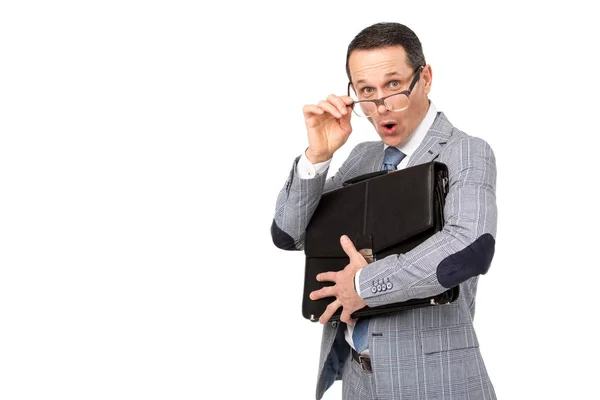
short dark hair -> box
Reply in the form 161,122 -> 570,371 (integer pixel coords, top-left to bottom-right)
345,22 -> 426,82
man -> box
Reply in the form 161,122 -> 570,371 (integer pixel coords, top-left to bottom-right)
271,22 -> 497,400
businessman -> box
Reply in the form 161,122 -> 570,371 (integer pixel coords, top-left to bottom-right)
271,22 -> 497,399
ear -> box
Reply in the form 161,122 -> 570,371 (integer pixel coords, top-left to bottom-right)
422,64 -> 433,95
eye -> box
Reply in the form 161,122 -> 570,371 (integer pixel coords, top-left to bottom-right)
389,80 -> 400,89
362,87 -> 374,94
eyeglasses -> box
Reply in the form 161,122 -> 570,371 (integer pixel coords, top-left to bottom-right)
348,66 -> 424,118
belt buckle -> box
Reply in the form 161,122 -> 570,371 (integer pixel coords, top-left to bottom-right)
357,354 -> 369,372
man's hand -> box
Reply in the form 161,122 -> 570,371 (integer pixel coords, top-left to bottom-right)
309,235 -> 368,325
303,95 -> 354,164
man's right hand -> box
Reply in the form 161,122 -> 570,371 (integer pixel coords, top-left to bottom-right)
302,95 -> 354,164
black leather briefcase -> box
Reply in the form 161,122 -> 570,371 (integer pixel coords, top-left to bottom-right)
302,161 -> 459,322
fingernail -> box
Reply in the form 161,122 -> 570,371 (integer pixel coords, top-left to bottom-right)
341,235 -> 349,243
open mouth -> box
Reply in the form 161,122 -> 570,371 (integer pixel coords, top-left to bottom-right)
381,122 -> 398,135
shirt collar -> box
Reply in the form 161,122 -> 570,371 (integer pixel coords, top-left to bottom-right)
384,102 -> 437,157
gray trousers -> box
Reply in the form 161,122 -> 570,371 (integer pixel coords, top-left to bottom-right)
341,352 -> 377,400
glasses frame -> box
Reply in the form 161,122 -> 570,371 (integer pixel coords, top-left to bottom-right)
348,65 -> 424,117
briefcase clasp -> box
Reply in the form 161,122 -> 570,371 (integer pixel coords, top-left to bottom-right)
358,248 -> 375,264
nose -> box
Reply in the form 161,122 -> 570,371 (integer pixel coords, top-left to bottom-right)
377,103 -> 388,115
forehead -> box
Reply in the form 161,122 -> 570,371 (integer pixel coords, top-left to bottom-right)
348,46 -> 411,84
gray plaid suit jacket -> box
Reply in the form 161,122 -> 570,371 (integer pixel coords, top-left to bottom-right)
271,112 -> 497,400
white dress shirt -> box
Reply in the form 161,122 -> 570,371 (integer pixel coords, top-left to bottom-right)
297,102 -> 438,351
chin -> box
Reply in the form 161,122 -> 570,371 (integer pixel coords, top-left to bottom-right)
381,135 -> 403,147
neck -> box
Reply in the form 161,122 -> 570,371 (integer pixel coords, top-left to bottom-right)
415,99 -> 431,127
402,99 -> 430,143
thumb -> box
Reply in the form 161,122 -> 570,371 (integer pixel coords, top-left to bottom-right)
340,107 -> 353,132
340,235 -> 361,262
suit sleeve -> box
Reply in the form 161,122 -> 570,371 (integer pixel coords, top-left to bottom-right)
271,145 -> 366,251
357,137 -> 498,305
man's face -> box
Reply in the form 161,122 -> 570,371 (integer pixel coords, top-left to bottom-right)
348,46 -> 432,147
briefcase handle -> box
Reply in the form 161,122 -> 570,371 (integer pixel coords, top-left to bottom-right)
342,170 -> 389,187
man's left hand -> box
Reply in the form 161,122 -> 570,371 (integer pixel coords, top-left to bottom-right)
309,235 -> 368,325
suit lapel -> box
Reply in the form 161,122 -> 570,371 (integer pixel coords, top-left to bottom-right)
407,112 -> 454,167
370,143 -> 385,172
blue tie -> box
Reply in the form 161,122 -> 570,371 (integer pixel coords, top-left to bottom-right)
352,146 -> 406,353
381,146 -> 406,171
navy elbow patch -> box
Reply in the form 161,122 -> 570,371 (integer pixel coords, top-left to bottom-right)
271,219 -> 296,250
437,234 -> 495,288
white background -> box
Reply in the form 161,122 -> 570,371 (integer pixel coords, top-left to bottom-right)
1,1 -> 599,399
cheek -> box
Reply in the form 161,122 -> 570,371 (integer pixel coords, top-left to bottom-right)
398,117 -> 410,129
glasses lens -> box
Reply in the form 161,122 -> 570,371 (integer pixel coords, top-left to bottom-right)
385,93 -> 409,112
349,87 -> 373,118
352,102 -> 376,117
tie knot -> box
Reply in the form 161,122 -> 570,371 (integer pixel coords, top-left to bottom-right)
382,146 -> 405,171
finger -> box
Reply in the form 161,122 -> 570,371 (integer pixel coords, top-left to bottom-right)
340,105 -> 353,125
340,235 -> 363,263
316,271 -> 337,283
310,284 -> 336,300
340,309 -> 354,326
319,299 -> 342,324
341,96 -> 355,118
326,94 -> 349,115
317,100 -> 343,118
339,108 -> 353,132
302,104 -> 324,117
340,95 -> 355,106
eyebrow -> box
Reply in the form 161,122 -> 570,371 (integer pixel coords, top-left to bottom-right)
355,72 -> 406,85
384,72 -> 403,78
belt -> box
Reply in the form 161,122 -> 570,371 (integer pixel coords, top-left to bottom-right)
351,348 -> 372,373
